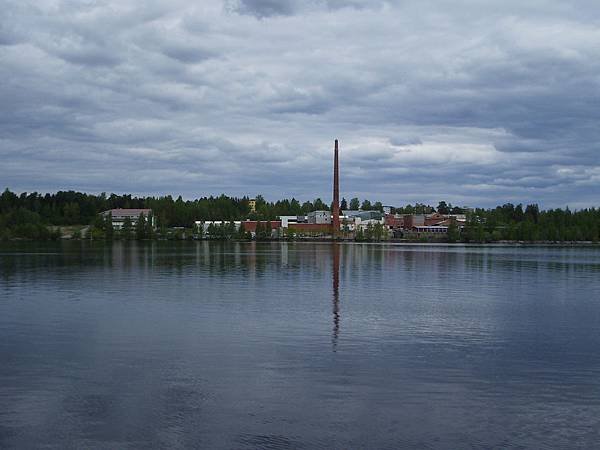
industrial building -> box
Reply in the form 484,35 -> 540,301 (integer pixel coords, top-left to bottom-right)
193,139 -> 466,240
307,210 -> 332,224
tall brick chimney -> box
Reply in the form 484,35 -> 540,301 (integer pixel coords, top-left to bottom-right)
332,139 -> 340,237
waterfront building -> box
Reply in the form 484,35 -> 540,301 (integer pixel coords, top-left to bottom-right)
339,210 -> 385,232
101,209 -> 155,229
241,221 -> 282,233
414,225 -> 449,234
287,223 -> 332,236
195,221 -> 242,234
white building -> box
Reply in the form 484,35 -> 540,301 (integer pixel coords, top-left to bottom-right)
339,210 -> 385,232
307,211 -> 332,224
279,215 -> 307,228
353,217 -> 385,231
101,209 -> 155,229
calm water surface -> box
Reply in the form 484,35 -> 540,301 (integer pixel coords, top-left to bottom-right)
1,241 -> 600,449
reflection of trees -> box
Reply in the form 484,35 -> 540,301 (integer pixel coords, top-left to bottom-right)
0,251 -> 17,284
0,241 -> 115,285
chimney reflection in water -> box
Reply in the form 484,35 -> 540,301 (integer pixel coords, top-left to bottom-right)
332,243 -> 340,351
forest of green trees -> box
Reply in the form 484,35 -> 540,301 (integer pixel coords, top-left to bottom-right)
461,203 -> 600,243
0,189 -> 337,239
0,188 -> 598,242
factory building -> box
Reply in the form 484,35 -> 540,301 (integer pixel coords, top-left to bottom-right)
307,210 -> 332,224
192,138 -> 468,240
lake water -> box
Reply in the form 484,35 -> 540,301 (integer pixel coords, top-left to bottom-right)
1,241 -> 600,449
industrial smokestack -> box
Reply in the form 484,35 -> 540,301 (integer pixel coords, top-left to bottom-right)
332,139 -> 340,237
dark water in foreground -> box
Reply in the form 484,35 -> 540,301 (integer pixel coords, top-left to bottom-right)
1,242 -> 600,449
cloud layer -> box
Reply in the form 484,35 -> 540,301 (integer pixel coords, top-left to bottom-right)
1,0 -> 599,207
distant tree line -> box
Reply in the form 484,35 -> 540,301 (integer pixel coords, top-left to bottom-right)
0,189 -> 343,240
461,203 -> 600,243
0,188 -> 598,242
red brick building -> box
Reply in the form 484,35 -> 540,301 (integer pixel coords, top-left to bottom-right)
385,214 -> 403,229
242,221 -> 282,232
288,223 -> 332,234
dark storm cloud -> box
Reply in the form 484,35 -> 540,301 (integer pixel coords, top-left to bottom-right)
0,0 -> 599,207
161,44 -> 215,63
233,0 -> 296,17
389,137 -> 422,147
230,0 -> 378,17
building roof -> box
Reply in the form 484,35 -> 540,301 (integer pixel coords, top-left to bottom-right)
342,210 -> 383,220
101,208 -> 152,218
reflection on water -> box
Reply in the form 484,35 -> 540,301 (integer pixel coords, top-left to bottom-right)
1,241 -> 600,449
332,243 -> 340,351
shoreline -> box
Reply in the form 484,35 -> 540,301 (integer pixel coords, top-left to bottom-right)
1,238 -> 600,247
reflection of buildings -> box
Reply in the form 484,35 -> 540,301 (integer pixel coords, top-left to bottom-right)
332,243 -> 340,350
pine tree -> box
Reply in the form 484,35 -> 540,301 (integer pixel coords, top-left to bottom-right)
373,223 -> 385,241
104,213 -> 114,240
237,223 -> 248,240
227,221 -> 236,239
135,213 -> 146,240
145,214 -> 154,239
122,217 -> 132,240
207,223 -> 216,238
265,221 -> 272,239
365,223 -> 374,240
355,227 -> 365,242
254,221 -> 263,240
447,221 -> 459,243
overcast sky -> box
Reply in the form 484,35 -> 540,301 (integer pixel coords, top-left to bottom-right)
1,0 -> 599,207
